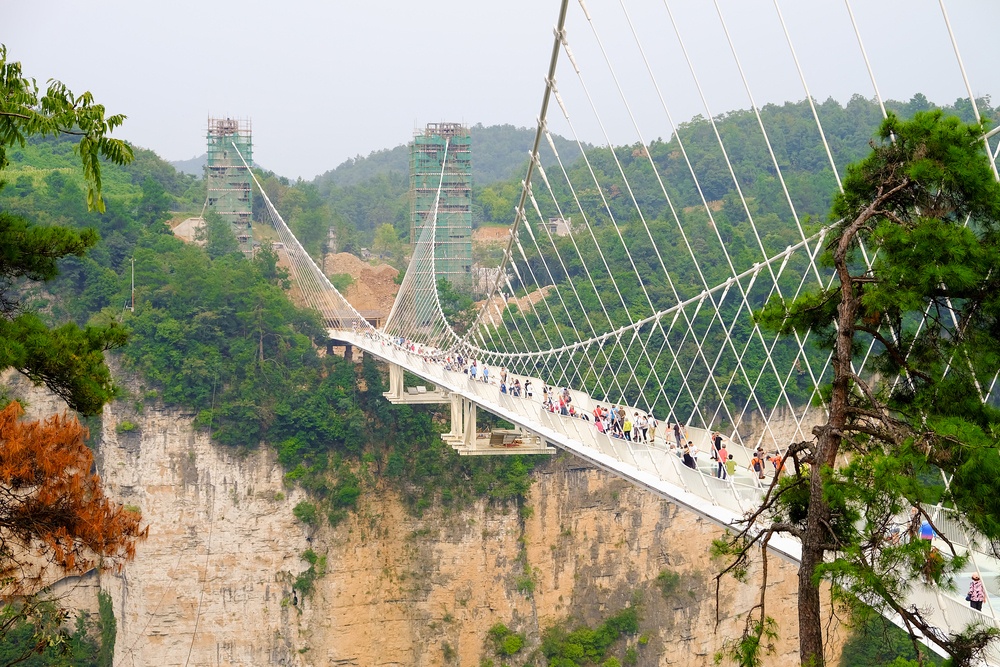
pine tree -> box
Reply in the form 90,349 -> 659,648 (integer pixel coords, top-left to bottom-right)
720,110 -> 1000,666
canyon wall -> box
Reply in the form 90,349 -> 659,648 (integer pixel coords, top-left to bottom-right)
6,372 -> 841,666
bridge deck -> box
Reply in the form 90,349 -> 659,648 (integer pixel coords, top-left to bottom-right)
336,329 -> 1000,660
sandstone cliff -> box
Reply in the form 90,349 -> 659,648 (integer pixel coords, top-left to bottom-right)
6,372 -> 841,666
98,407 -> 840,666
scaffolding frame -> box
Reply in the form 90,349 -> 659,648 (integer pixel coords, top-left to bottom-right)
410,122 -> 473,290
206,117 -> 253,252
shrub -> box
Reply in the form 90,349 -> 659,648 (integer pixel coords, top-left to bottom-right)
501,634 -> 524,655
294,549 -> 327,596
655,569 -> 680,598
329,273 -> 354,292
488,622 -> 526,657
515,575 -> 535,595
293,501 -> 318,525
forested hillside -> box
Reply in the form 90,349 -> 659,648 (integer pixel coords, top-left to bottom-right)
475,94 -> 998,417
314,123 -> 588,188
1,134 -> 534,523
252,95 -> 993,268
7,94 -> 994,502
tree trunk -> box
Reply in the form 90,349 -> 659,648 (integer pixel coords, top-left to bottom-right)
798,469 -> 831,666
798,222 -> 861,665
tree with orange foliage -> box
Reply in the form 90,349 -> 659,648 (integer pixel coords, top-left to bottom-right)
0,401 -> 146,593
0,45 -> 142,660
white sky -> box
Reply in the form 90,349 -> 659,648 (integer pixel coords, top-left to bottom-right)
6,0 -> 999,180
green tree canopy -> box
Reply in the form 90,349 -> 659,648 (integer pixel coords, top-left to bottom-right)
0,45 -> 133,213
0,44 -> 133,414
724,111 -> 1000,666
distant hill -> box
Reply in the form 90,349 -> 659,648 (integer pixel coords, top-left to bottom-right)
313,124 -> 591,189
173,125 -> 588,185
171,154 -> 206,177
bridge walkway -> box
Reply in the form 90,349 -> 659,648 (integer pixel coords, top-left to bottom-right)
335,329 -> 1000,658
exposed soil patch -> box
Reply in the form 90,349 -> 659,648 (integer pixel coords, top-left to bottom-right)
324,252 -> 400,315
473,226 -> 509,244
478,285 -> 554,326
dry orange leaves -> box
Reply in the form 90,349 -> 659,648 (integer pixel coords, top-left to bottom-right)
0,402 -> 147,593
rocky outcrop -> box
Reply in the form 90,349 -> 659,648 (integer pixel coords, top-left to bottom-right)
5,371 -> 839,666
99,402 -> 313,667
95,405 -> 836,666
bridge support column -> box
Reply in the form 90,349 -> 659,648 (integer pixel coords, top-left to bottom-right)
382,363 -> 450,404
384,363 -> 405,401
462,399 -> 477,449
441,394 -> 465,445
326,338 -> 359,362
442,395 -> 477,450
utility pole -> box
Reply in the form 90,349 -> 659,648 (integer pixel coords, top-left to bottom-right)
130,257 -> 135,312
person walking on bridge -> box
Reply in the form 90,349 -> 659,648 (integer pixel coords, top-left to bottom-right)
716,444 -> 729,479
968,574 -> 986,611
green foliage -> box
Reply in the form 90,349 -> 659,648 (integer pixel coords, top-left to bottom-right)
292,501 -> 318,526
442,641 -> 456,662
514,574 -> 535,595
294,548 -> 327,596
196,211 -> 240,258
655,569 -> 680,598
541,606 -> 640,666
437,278 -> 476,334
371,223 -> 406,268
115,420 -> 136,433
97,591 -> 115,667
0,44 -> 133,212
748,110 -> 1000,665
714,616 -> 778,667
0,599 -> 107,667
0,209 -> 129,414
487,623 -> 525,656
467,96 -> 998,418
329,272 -> 354,292
839,612 -> 943,667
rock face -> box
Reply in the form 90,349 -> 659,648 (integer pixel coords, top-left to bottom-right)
5,371 -> 840,666
300,455 -> 820,667
98,403 -> 313,667
94,407 -> 837,666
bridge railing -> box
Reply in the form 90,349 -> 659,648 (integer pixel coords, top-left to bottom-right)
341,330 -> 1000,644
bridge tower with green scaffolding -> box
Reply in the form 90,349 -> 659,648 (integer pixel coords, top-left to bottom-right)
206,117 -> 253,253
410,122 -> 473,291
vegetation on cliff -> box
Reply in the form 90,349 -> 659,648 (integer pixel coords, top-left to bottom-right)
0,44 -> 144,663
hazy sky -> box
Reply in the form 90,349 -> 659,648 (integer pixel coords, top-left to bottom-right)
6,1 -> 999,180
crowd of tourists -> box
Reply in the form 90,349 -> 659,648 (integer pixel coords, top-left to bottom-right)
370,330 -> 992,616
371,334 -> 789,487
